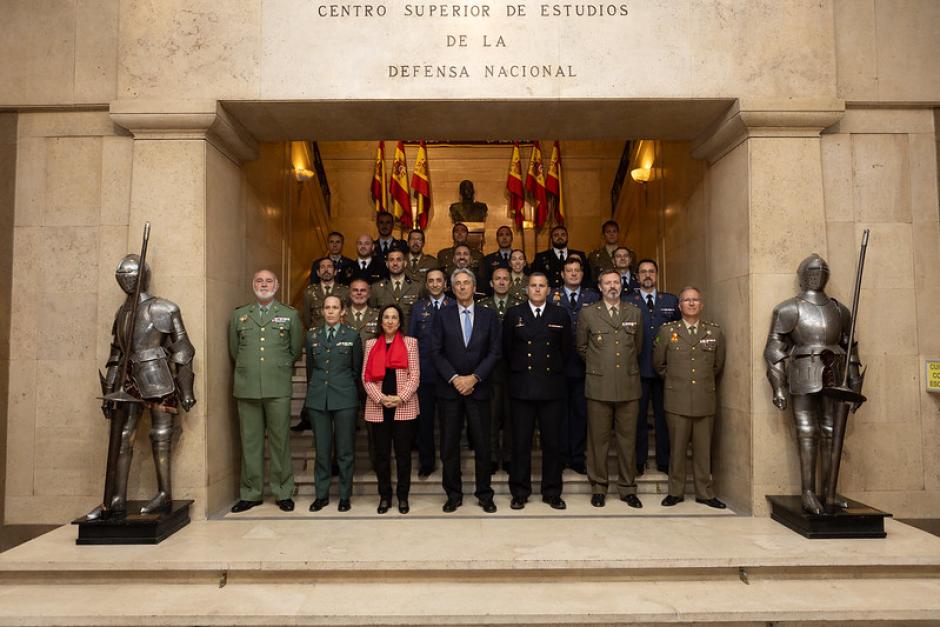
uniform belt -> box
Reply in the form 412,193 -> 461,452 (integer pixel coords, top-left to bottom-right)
131,347 -> 167,363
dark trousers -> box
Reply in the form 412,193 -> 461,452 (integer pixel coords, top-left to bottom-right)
369,418 -> 416,500
637,376 -> 670,472
416,382 -> 438,472
561,376 -> 587,468
440,397 -> 494,501
310,408 -> 357,500
489,378 -> 512,464
510,398 -> 564,500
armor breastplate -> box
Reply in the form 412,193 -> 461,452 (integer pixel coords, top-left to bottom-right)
788,297 -> 845,357
117,297 -> 176,399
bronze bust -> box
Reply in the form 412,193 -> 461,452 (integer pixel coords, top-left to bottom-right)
449,180 -> 488,224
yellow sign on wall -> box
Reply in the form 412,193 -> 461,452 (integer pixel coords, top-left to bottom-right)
927,360 -> 940,394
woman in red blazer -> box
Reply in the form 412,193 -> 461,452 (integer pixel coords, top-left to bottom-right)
362,304 -> 420,514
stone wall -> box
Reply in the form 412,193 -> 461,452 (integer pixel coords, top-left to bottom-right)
0,113 -> 17,522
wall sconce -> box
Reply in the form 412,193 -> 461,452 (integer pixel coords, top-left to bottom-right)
293,167 -> 314,182
631,167 -> 651,183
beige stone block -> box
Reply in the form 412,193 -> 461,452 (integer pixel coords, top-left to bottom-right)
749,273 -> 799,412
45,137 -> 102,227
751,409 -> 801,492
3,495 -> 105,525
17,112 -> 118,139
74,0 -> 119,104
855,287 -> 918,356
852,134 -> 912,223
838,421 -> 924,492
99,137 -> 133,226
833,0 -> 877,101
910,133 -> 940,224
205,279 -> 239,489
39,226 -> 99,293
95,225 -> 130,364
749,138 -> 828,274
842,489 -> 940,519
824,221 -> 856,303
712,406 -> 752,514
821,134 -> 854,222
707,143 -> 748,283
707,276 -> 749,414
873,0 -> 940,103
857,222 -> 914,290
37,291 -> 97,361
833,108 -> 935,135
921,385 -> 940,492
13,138 -> 47,227
206,146 -> 245,286
0,0 -> 76,107
206,471 -> 239,518
9,227 -> 42,360
5,359 -> 37,498
34,360 -> 101,430
118,0 -> 261,100
172,418 -> 208,492
33,429 -> 104,497
853,353 -> 920,425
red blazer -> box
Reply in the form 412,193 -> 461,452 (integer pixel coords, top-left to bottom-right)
362,336 -> 420,422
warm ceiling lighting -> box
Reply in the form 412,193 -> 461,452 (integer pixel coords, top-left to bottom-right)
631,167 -> 651,183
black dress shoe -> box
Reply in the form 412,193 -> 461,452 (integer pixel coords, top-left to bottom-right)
621,494 -> 643,509
230,499 -> 262,513
276,499 -> 295,512
309,498 -> 329,512
418,466 -> 434,479
490,461 -> 500,475
661,495 -> 684,507
510,497 -> 526,510
591,494 -> 606,508
290,420 -> 310,433
398,498 -> 410,514
696,497 -> 727,509
442,496 -> 463,513
479,499 -> 497,513
657,465 -> 669,474
501,461 -> 511,473
337,499 -> 351,512
542,496 -> 567,510
569,463 -> 587,475
377,499 -> 390,514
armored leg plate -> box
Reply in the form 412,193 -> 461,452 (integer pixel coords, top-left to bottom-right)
72,500 -> 193,545
766,494 -> 891,539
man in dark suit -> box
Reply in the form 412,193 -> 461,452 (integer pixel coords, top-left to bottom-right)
503,272 -> 571,510
625,258 -> 681,476
346,233 -> 389,285
309,231 -> 355,286
431,268 -> 501,513
373,210 -> 407,259
549,256 -> 601,475
531,225 -> 587,288
481,225 -> 515,291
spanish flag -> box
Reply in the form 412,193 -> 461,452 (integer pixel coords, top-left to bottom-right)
371,141 -> 387,213
525,140 -> 548,229
410,140 -> 431,229
506,142 -> 525,227
389,141 -> 412,228
545,141 -> 565,225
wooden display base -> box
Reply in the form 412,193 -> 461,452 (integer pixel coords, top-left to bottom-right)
766,494 -> 891,539
72,500 -> 193,545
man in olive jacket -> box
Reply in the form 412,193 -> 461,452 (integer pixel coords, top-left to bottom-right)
653,286 -> 726,509
229,270 -> 303,513
576,269 -> 644,508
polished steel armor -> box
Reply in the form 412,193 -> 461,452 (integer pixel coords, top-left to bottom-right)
84,254 -> 196,520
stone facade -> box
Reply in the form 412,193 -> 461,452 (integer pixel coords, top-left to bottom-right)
0,0 -> 938,522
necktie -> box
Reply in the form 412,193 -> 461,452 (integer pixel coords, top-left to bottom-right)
497,300 -> 505,316
569,292 -> 577,308
610,306 -> 618,319
646,294 -> 655,314
260,305 -> 268,321
411,257 -> 418,270
514,277 -> 522,287
462,309 -> 472,346
355,311 -> 362,322
535,307 -> 542,320
502,253 -> 508,263
361,260 -> 366,270
434,300 -> 440,311
622,275 -> 629,290
327,327 -> 335,344
382,241 -> 388,254
393,281 -> 402,298
690,325 -> 697,336
324,285 -> 331,296
558,250 -> 565,262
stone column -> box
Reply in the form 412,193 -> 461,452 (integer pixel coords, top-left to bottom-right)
111,100 -> 258,518
693,99 -> 844,514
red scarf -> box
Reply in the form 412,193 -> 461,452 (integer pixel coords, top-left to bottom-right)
364,332 -> 409,382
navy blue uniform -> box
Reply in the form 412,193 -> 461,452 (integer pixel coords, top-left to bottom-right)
408,296 -> 453,474
625,290 -> 681,473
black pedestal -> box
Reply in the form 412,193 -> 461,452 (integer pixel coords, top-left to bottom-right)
72,500 -> 193,545
766,495 -> 891,539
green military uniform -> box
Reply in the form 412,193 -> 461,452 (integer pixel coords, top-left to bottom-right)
369,275 -> 424,331
404,253 -> 440,284
437,245 -> 484,277
303,282 -> 350,328
576,300 -> 644,497
653,319 -> 725,500
345,305 -> 380,344
229,300 -> 303,502
305,323 -> 363,501
508,273 -> 528,303
587,246 -> 617,283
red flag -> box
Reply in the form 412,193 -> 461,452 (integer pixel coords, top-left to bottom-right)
506,142 -> 525,228
525,141 -> 548,229
371,141 -> 387,213
410,141 -> 431,230
545,141 -> 565,225
389,141 -> 412,228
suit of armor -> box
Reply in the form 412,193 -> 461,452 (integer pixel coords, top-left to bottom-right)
764,254 -> 861,515
85,254 -> 196,519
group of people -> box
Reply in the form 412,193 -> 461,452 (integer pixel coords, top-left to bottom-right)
228,213 -> 727,515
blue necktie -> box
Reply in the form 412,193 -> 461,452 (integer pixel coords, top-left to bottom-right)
462,309 -> 472,346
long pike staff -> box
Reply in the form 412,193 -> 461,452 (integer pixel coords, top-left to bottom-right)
823,228 -> 869,510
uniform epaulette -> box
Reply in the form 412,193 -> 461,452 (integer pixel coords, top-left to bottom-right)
663,321 -> 680,329
703,320 -> 719,328
377,281 -> 388,288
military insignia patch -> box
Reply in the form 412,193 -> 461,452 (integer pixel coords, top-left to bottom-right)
239,315 -> 248,323
671,332 -> 679,343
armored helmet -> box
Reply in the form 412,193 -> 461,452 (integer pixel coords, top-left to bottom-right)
797,253 -> 830,291
115,254 -> 151,295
